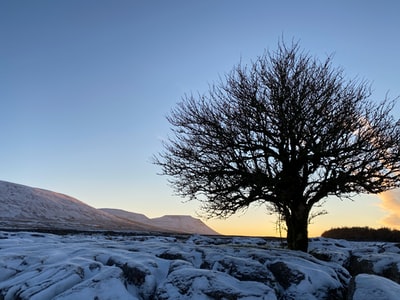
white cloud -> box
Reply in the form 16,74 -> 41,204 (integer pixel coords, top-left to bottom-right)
377,190 -> 400,229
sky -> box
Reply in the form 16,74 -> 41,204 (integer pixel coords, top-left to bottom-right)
1,0 -> 400,237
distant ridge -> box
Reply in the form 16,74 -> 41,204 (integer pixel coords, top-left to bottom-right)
152,215 -> 220,235
322,226 -> 400,242
99,208 -> 151,224
101,208 -> 220,235
0,180 -> 219,235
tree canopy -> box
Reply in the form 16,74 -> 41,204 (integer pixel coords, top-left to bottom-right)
154,41 -> 400,251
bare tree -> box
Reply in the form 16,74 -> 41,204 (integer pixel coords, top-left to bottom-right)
154,41 -> 400,251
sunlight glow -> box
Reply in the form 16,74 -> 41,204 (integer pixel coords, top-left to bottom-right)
378,190 -> 400,229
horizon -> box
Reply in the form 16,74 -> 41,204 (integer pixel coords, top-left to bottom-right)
0,178 -> 393,238
1,1 -> 400,237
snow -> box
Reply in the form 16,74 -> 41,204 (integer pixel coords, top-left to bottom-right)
350,274 -> 400,300
101,209 -> 219,235
0,180 -> 142,230
1,180 -> 400,299
0,180 -> 218,235
1,232 -> 399,299
150,215 -> 220,235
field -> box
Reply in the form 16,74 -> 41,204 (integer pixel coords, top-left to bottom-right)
1,230 -> 400,299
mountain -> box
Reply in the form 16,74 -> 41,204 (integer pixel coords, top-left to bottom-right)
101,208 -> 219,235
0,180 -> 158,231
0,180 -> 218,235
152,215 -> 220,235
100,208 -> 151,224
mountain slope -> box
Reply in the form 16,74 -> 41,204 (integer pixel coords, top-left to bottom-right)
100,208 -> 151,224
152,215 -> 219,235
101,208 -> 219,235
0,181 -> 160,231
0,180 -> 219,235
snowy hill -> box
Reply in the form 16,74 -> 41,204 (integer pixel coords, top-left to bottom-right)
100,208 -> 150,224
151,215 -> 220,235
0,180 -> 218,235
101,208 -> 219,235
0,180 -> 156,231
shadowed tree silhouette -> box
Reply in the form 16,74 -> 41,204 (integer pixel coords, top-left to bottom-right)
154,41 -> 400,251
322,227 -> 400,242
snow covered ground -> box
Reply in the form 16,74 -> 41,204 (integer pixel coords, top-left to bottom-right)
1,231 -> 400,299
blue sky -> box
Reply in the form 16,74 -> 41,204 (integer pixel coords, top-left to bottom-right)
1,0 -> 400,236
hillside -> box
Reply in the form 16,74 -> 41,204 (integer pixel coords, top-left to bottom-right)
101,208 -> 219,235
0,180 -> 218,235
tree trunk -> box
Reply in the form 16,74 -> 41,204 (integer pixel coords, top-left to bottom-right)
286,203 -> 310,252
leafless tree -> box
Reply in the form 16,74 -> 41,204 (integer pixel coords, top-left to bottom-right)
154,41 -> 400,251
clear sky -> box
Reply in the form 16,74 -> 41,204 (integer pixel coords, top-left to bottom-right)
1,0 -> 400,237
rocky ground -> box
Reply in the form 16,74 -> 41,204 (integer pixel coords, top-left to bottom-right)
0,231 -> 399,299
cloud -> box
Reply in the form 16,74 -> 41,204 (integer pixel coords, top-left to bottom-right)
378,190 -> 400,229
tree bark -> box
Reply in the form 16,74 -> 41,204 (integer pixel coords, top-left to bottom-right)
286,203 -> 310,252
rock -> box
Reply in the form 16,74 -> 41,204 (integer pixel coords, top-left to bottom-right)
156,250 -> 186,261
348,250 -> 400,284
194,239 -> 351,299
310,238 -> 400,287
0,262 -> 84,299
267,254 -> 350,300
348,274 -> 400,300
6,232 -> 398,300
104,255 -> 159,299
309,238 -> 352,267
54,267 -> 137,300
269,261 -> 305,289
209,254 -> 276,284
155,267 -> 277,300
